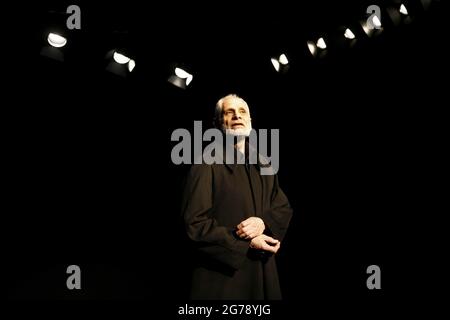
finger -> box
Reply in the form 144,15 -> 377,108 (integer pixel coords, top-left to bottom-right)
241,219 -> 251,227
260,235 -> 275,242
265,236 -> 279,245
242,226 -> 254,234
245,233 -> 256,240
261,243 -> 277,253
237,230 -> 248,238
273,243 -> 281,253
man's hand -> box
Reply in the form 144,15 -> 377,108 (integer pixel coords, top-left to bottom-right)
236,217 -> 265,240
249,235 -> 280,254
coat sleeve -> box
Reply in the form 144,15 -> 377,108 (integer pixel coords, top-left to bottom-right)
262,175 -> 293,241
182,164 -> 249,270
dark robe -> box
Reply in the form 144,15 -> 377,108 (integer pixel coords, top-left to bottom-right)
182,153 -> 293,300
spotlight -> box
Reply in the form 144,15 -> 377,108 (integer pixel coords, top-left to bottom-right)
113,52 -> 131,64
316,37 -> 327,49
105,50 -> 136,77
399,4 -> 408,15
47,33 -> 67,48
41,32 -> 67,61
307,41 -> 317,56
371,15 -> 382,29
361,15 -> 383,37
271,59 -> 280,72
279,54 -> 289,65
40,8 -> 77,61
344,28 -> 356,40
333,24 -> 362,49
168,67 -> 194,89
307,37 -> 327,58
387,1 -> 415,26
128,59 -> 136,72
175,68 -> 193,85
271,53 -> 289,73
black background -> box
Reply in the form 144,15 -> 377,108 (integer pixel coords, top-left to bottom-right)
5,0 -> 447,317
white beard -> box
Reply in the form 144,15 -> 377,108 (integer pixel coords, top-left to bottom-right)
223,124 -> 252,137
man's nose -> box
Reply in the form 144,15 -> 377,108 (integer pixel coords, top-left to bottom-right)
232,114 -> 241,120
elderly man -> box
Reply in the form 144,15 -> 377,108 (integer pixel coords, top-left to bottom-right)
181,94 -> 292,300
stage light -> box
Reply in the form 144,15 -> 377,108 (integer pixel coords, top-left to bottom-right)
271,53 -> 289,73
47,33 -> 67,48
271,59 -> 280,72
279,54 -> 288,65
316,37 -> 327,49
387,1 -> 416,26
371,15 -> 382,29
307,41 -> 317,56
344,28 -> 356,40
41,32 -> 67,61
175,68 -> 193,86
105,49 -> 136,77
168,67 -> 194,89
399,4 -> 409,15
361,17 -> 383,37
128,59 -> 136,72
307,36 -> 327,58
113,52 -> 131,64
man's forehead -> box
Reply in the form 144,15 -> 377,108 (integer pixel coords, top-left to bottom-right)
223,97 -> 249,110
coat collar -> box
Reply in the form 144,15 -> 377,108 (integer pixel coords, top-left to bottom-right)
211,140 -> 272,174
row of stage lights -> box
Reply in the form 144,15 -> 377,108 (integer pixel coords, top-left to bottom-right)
42,0 -> 437,89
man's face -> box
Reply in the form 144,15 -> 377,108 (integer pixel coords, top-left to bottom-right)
221,97 -> 252,136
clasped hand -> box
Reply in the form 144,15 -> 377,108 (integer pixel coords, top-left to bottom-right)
236,217 -> 280,254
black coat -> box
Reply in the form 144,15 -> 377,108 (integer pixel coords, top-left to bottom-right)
182,160 -> 292,300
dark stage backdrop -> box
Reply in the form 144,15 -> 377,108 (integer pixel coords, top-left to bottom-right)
5,0 -> 446,317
